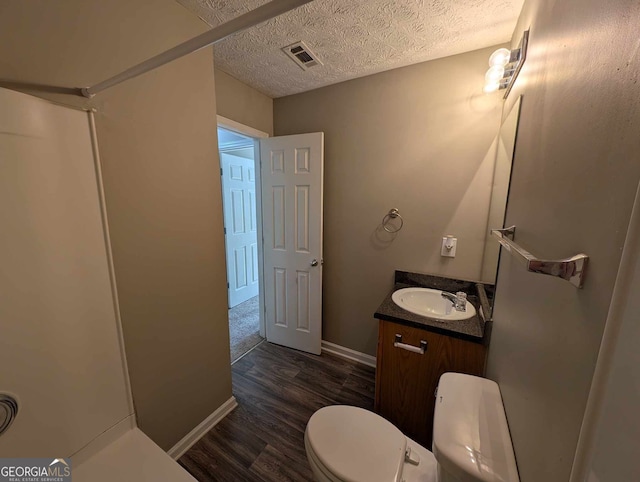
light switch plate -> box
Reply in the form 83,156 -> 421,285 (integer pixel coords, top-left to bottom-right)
441,236 -> 457,257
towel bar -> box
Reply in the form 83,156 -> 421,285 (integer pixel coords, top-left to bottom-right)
491,226 -> 589,288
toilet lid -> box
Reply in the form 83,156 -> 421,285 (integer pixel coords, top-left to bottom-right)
306,405 -> 407,482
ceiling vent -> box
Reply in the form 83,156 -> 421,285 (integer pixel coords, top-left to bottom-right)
282,41 -> 323,71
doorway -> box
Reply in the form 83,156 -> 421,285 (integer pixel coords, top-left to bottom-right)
217,117 -> 268,363
217,117 -> 325,359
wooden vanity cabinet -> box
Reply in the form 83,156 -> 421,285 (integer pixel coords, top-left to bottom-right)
374,319 -> 487,448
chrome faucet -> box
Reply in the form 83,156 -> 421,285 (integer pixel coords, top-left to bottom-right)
441,291 -> 467,312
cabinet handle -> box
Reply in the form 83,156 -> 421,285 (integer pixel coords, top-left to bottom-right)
394,334 -> 427,355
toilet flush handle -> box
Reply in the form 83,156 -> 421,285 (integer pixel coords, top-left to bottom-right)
404,447 -> 420,466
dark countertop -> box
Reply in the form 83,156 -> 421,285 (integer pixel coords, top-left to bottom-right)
374,271 -> 493,344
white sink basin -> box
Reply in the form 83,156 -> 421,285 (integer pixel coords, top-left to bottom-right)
391,287 -> 476,321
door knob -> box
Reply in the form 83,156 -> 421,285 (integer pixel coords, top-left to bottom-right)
310,259 -> 318,267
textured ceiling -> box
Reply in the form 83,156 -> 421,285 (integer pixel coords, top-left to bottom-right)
176,0 -> 524,98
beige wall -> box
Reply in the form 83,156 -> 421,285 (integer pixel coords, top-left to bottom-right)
274,47 -> 503,355
486,0 -> 640,480
0,0 -> 232,451
215,66 -> 274,135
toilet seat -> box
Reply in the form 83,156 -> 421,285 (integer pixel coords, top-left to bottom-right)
305,405 -> 436,482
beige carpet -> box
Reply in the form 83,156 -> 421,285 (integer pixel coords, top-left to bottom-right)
229,296 -> 263,363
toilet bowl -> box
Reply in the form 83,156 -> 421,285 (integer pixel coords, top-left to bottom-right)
304,373 -> 519,482
305,405 -> 437,482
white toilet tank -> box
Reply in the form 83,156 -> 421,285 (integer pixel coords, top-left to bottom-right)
433,373 -> 520,482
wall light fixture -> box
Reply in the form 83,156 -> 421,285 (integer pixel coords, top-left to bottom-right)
484,30 -> 529,98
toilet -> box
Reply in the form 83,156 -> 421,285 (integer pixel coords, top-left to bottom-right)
304,372 -> 519,482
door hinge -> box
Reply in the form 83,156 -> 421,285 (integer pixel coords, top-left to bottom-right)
220,167 -> 223,176
224,227 -> 227,235
227,282 -> 229,289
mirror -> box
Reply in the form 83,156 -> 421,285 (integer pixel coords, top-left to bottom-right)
481,96 -> 522,285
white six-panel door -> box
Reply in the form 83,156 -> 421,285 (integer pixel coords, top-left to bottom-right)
260,133 -> 324,355
221,152 -> 259,308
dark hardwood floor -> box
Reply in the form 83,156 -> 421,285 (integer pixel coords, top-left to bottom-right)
179,341 -> 376,481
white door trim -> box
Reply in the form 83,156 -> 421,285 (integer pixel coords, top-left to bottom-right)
216,117 -> 269,338
217,115 -> 269,139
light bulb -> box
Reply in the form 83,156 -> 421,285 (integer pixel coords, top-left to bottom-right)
485,65 -> 505,83
483,81 -> 500,93
489,48 -> 511,67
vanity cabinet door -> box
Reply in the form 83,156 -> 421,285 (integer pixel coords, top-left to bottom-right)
374,319 -> 486,448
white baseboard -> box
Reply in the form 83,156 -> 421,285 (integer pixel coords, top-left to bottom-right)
321,340 -> 376,368
168,396 -> 238,460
